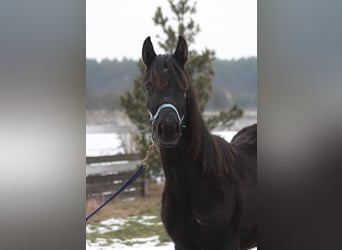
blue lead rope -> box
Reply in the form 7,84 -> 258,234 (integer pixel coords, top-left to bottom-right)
86,144 -> 155,222
86,164 -> 146,222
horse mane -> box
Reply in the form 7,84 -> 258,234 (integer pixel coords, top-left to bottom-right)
186,87 -> 237,177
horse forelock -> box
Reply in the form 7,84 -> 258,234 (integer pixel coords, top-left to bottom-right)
145,55 -> 191,91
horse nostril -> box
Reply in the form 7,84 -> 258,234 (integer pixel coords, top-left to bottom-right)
174,122 -> 179,133
158,122 -> 164,136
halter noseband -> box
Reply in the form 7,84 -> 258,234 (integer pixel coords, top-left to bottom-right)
148,103 -> 185,143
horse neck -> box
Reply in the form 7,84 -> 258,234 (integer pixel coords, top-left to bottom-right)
159,93 -> 236,178
158,93 -> 209,162
185,92 -> 211,161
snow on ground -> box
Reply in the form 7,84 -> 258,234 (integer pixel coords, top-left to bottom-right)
87,232 -> 173,249
86,133 -> 125,156
212,130 -> 237,142
86,216 -> 170,249
86,242 -> 174,250
87,245 -> 255,250
86,130 -> 237,157
87,215 -> 256,250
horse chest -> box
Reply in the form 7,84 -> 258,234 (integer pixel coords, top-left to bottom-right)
162,179 -> 235,249
162,165 -> 228,226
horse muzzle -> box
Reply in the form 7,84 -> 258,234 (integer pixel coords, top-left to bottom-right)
154,111 -> 181,147
148,103 -> 184,147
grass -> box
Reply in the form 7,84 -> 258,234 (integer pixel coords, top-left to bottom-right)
86,182 -> 171,247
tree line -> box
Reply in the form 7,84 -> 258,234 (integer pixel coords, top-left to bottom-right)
86,56 -> 256,111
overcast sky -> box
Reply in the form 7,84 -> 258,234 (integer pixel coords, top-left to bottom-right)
86,0 -> 256,61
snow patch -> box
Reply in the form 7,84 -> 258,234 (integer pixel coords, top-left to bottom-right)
212,130 -> 237,142
100,217 -> 127,226
86,133 -> 125,156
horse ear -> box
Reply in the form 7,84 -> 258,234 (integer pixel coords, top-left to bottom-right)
142,36 -> 156,67
173,36 -> 188,66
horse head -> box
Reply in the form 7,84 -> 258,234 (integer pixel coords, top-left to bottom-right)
142,36 -> 190,147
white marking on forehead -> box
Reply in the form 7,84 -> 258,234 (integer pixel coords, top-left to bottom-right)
163,68 -> 168,72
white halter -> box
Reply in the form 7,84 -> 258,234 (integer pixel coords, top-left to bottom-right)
148,103 -> 185,142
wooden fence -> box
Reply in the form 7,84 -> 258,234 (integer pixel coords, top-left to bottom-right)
86,153 -> 147,200
86,153 -> 140,164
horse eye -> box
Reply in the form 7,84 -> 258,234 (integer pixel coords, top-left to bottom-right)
145,85 -> 152,94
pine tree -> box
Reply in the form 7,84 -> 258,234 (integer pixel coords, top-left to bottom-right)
153,0 -> 213,111
121,0 -> 243,177
120,61 -> 162,176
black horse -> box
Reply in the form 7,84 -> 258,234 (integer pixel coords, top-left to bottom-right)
142,36 -> 257,250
